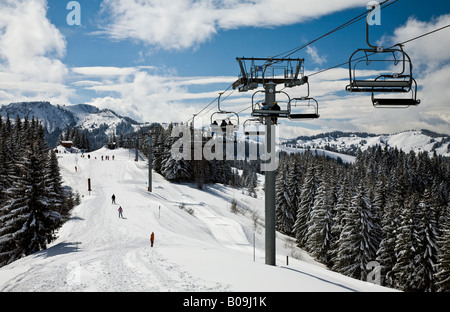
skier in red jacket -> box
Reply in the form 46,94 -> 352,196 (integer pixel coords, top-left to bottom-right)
150,232 -> 155,247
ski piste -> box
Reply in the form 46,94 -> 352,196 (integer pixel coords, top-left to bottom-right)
0,146 -> 393,292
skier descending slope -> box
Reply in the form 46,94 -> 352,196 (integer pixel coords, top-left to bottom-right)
118,206 -> 124,218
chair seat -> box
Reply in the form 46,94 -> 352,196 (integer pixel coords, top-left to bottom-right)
252,109 -> 289,117
353,80 -> 410,88
372,98 -> 421,106
289,113 -> 320,119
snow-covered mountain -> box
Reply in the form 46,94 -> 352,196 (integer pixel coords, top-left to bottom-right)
0,101 -> 140,135
283,129 -> 450,158
2,102 -> 448,159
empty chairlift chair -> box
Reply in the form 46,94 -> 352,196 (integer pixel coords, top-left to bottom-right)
288,97 -> 320,119
346,5 -> 420,108
288,80 -> 320,119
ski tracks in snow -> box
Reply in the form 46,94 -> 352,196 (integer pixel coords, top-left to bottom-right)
122,247 -> 227,292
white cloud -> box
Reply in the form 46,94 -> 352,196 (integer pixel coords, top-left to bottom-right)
391,14 -> 450,70
72,67 -> 140,77
71,66 -> 237,123
306,46 -> 327,66
98,0 -> 363,50
0,0 -> 70,104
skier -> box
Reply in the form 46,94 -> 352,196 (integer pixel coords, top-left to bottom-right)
118,206 -> 123,218
271,101 -> 280,125
220,120 -> 227,133
112,194 -> 116,204
150,232 -> 155,247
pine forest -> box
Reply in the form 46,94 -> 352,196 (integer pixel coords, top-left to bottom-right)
275,146 -> 450,292
0,115 -> 78,268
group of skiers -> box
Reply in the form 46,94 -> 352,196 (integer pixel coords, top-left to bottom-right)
112,194 -> 155,247
101,155 -> 114,161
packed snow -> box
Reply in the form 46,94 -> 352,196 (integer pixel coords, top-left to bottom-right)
0,147 -> 395,292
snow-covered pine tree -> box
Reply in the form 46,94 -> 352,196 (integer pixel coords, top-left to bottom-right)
45,150 -> 68,221
0,117 -> 68,268
305,167 -> 335,266
294,162 -> 320,248
275,160 -> 294,234
286,156 -> 303,221
376,166 -> 406,288
0,116 -> 6,203
410,187 -> 439,292
334,184 -> 380,281
435,202 -> 450,292
330,173 -> 350,270
162,155 -> 191,182
391,193 -> 418,291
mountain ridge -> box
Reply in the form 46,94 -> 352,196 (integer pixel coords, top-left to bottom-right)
283,129 -> 450,158
1,101 -> 448,158
0,101 -> 141,148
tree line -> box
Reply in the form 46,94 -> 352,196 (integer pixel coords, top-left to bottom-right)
275,146 -> 450,291
0,115 -> 79,268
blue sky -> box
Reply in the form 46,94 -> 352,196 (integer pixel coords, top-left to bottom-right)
1,0 -> 449,137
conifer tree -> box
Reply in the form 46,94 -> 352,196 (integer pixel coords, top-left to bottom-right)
435,202 -> 450,292
294,163 -> 320,248
275,160 -> 294,234
391,193 -> 418,291
411,188 -> 439,291
306,168 -> 335,266
335,184 -> 380,281
0,117 -> 68,268
330,174 -> 350,270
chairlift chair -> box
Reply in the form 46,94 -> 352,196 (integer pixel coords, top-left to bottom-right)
346,6 -> 420,107
371,77 -> 421,108
243,118 -> 265,136
209,92 -> 240,132
346,45 -> 414,93
288,97 -> 320,119
287,80 -> 320,119
251,90 -> 291,118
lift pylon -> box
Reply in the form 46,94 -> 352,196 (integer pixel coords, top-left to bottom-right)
233,57 -> 314,266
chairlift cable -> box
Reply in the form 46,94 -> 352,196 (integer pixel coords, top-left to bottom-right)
189,0 -> 449,122
184,83 -> 234,123
308,22 -> 450,78
269,0 -> 397,64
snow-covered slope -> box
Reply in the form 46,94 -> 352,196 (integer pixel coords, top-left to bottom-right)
0,147 -> 393,292
287,130 -> 450,158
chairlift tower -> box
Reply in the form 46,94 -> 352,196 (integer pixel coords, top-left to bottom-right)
233,57 -> 309,266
